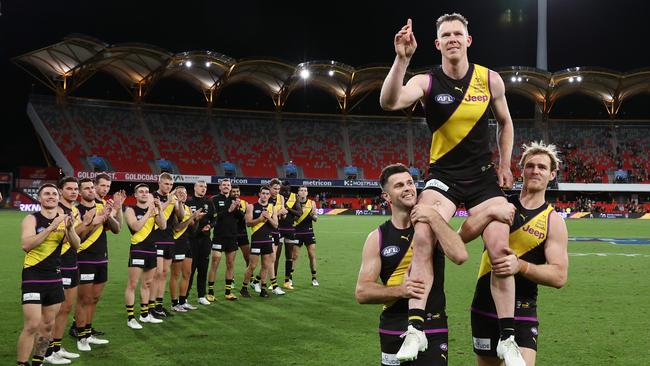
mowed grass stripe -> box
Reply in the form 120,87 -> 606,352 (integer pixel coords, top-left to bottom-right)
1,211 -> 649,364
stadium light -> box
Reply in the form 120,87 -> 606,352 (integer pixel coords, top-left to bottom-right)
568,77 -> 574,83
328,70 -> 335,77
300,69 -> 310,79
185,61 -> 192,68
511,76 -> 517,82
205,61 -> 211,68
517,76 -> 522,82
576,76 -> 583,82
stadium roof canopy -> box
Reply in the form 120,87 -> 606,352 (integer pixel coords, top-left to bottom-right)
14,35 -> 650,117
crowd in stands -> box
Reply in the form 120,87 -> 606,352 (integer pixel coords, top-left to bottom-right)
31,98 -> 650,184
553,195 -> 649,215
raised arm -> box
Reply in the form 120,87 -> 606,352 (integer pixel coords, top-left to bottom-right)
21,214 -> 64,252
64,214 -> 81,250
489,70 -> 514,189
268,206 -> 279,229
355,230 -> 424,304
380,19 -> 429,111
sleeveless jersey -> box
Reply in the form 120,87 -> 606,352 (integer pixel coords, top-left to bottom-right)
153,191 -> 176,240
250,202 -> 274,243
424,63 -> 492,179
23,212 -> 65,282
76,201 -> 108,261
294,199 -> 315,232
279,192 -> 298,228
237,199 -> 248,235
378,220 -> 446,319
472,195 -> 553,313
130,205 -> 157,248
173,204 -> 192,240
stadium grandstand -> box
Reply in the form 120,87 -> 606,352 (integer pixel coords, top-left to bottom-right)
11,36 -> 650,185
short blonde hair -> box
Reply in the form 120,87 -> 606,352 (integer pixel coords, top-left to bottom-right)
436,13 -> 469,35
159,172 -> 173,182
519,141 -> 561,172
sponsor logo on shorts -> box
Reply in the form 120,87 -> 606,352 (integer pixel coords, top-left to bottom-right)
156,249 -> 164,256
440,343 -> 448,352
80,273 -> 95,281
62,277 -> 72,286
132,259 -> 145,265
212,244 -> 222,250
251,248 -> 261,254
425,179 -> 450,192
473,337 -> 491,351
531,327 -> 538,336
380,352 -> 400,366
381,245 -> 400,257
174,254 -> 186,260
23,292 -> 41,301
435,93 -> 455,104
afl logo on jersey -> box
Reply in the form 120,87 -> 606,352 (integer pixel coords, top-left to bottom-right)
435,94 -> 455,104
381,245 -> 400,257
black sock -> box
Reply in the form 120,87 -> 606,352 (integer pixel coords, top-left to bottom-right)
44,341 -> 54,357
208,281 -> 215,295
499,317 -> 516,340
270,277 -> 278,289
52,338 -> 62,353
140,303 -> 149,317
225,279 -> 233,295
155,297 -> 163,311
179,296 -> 187,305
76,325 -> 85,340
253,275 -> 261,285
285,260 -> 293,281
17,362 -> 30,366
84,323 -> 92,339
311,270 -> 317,280
126,304 -> 135,321
172,298 -> 178,307
31,356 -> 43,365
408,309 -> 426,330
290,268 -> 294,280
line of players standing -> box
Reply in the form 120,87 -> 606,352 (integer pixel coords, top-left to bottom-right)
16,174 -> 319,366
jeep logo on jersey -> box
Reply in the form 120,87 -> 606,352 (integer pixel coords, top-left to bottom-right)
435,94 -> 455,104
464,94 -> 489,102
381,245 -> 400,257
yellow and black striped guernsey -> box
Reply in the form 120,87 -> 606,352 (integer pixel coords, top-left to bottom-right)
130,205 -> 157,246
377,220 -> 447,332
23,212 -> 66,282
251,202 -> 274,243
424,63 -> 492,179
472,195 -> 554,314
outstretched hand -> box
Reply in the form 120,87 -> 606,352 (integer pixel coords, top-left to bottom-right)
394,18 -> 417,59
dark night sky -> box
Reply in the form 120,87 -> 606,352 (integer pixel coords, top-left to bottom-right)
1,0 -> 649,172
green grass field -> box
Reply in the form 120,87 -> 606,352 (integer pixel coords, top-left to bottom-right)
1,210 -> 649,365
